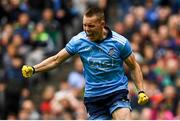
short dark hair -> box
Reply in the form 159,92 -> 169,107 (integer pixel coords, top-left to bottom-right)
85,7 -> 105,21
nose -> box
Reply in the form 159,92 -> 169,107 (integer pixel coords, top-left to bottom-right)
85,26 -> 90,32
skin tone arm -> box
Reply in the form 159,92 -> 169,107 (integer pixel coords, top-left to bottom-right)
124,53 -> 144,92
112,53 -> 146,120
33,48 -> 71,73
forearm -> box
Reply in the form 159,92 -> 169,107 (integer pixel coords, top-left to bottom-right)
33,49 -> 70,73
33,55 -> 60,73
130,62 -> 144,92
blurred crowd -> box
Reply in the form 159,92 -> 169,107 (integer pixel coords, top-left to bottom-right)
0,0 -> 179,120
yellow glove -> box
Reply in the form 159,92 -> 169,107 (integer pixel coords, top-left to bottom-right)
138,91 -> 149,105
22,65 -> 35,78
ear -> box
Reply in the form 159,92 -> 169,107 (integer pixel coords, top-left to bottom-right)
101,20 -> 105,27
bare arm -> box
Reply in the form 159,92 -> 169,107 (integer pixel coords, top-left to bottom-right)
124,53 -> 144,91
33,48 -> 71,73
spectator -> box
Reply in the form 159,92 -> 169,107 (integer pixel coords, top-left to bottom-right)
14,13 -> 34,45
40,85 -> 55,119
3,54 -> 27,118
20,99 -> 40,120
0,81 -> 6,119
67,56 -> 85,98
41,8 -> 61,49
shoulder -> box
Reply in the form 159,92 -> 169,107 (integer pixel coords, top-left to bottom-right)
71,31 -> 86,41
111,31 -> 128,46
67,31 -> 86,45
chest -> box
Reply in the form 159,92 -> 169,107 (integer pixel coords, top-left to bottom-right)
78,42 -> 122,69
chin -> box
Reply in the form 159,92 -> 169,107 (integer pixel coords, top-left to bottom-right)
88,36 -> 96,40
89,38 -> 97,41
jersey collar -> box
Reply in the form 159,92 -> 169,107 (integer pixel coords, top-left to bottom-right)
95,26 -> 112,44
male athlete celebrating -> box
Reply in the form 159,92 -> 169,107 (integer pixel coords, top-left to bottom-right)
22,7 -> 148,120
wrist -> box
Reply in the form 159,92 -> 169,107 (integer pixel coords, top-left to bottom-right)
32,66 -> 36,74
138,90 -> 145,94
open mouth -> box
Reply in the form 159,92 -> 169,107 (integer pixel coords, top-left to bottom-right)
86,31 -> 93,36
87,33 -> 92,36
87,33 -> 95,38
87,34 -> 93,37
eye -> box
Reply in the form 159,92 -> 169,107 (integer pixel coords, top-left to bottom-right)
83,24 -> 95,28
89,25 -> 95,28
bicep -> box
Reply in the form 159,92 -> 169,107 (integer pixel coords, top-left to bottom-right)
124,53 -> 137,70
55,48 -> 72,64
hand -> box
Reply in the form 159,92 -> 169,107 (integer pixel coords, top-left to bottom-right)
22,65 -> 35,78
138,91 -> 149,105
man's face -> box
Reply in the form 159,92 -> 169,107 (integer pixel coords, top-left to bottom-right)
83,15 -> 104,41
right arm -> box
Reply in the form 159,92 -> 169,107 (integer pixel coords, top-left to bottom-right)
33,48 -> 71,73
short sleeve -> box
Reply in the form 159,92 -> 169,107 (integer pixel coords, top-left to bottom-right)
120,40 -> 132,60
65,37 -> 78,55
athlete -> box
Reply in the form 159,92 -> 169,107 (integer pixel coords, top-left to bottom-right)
22,7 -> 149,120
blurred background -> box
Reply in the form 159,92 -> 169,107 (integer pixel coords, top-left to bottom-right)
0,0 -> 179,120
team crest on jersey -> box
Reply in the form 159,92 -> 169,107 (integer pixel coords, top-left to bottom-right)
108,48 -> 115,56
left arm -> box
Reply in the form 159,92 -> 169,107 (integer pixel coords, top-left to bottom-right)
124,53 -> 149,105
124,53 -> 144,92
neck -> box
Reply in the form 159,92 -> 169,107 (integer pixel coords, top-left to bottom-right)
102,28 -> 108,40
93,28 -> 109,43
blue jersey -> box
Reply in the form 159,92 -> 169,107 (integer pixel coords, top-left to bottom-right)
65,28 -> 132,97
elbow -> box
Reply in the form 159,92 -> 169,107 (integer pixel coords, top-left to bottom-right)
128,63 -> 135,70
129,62 -> 139,70
53,55 -> 60,65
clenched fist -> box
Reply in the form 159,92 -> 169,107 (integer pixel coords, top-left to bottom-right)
138,91 -> 149,105
22,65 -> 35,78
